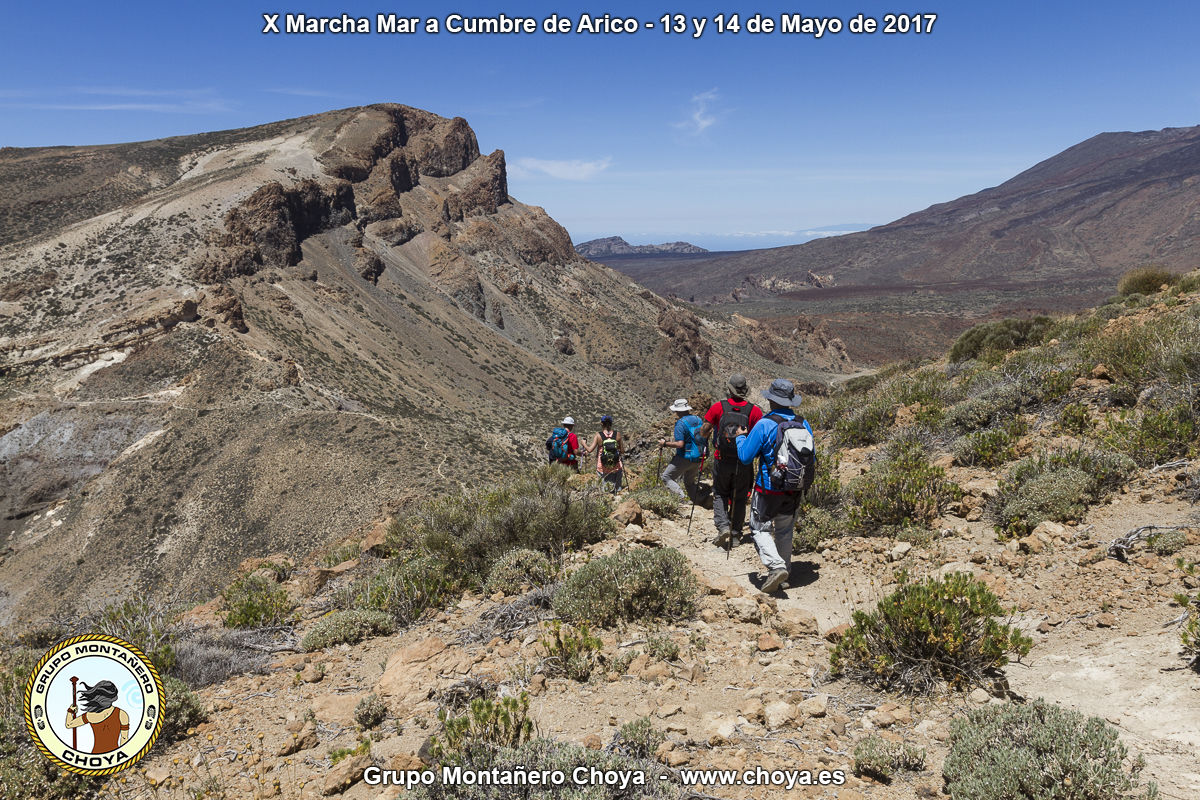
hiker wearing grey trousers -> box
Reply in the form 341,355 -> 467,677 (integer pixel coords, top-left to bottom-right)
661,455 -> 703,503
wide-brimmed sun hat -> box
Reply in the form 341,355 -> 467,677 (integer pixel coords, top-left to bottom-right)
727,373 -> 749,399
561,416 -> 575,426
761,378 -> 800,407
669,399 -> 692,412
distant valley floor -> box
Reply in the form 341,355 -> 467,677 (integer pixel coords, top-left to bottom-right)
595,252 -> 1113,365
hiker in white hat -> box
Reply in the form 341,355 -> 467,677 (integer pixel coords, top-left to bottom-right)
657,398 -> 706,503
545,416 -> 581,471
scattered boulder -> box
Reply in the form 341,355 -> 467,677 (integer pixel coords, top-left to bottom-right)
611,499 -> 644,527
775,608 -> 819,637
800,695 -> 829,718
727,597 -> 762,623
322,753 -> 370,795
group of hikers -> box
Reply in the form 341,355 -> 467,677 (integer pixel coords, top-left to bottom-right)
546,374 -> 815,595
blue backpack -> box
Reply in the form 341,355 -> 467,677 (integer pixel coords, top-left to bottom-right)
680,415 -> 705,461
547,427 -> 571,460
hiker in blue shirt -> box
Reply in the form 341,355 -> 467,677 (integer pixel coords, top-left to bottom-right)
736,378 -> 814,594
658,398 -> 707,504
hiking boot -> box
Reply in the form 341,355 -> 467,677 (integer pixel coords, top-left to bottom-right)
761,568 -> 789,594
712,528 -> 732,547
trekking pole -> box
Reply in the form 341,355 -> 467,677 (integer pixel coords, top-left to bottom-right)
686,495 -> 697,536
727,458 -> 739,560
70,676 -> 78,750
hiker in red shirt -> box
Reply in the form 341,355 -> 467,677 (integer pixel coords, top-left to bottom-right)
698,374 -> 762,547
545,416 -> 581,470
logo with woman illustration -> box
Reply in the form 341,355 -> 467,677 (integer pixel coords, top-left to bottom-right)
24,634 -> 165,776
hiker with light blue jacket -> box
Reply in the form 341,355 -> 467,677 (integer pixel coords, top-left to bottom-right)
735,378 -> 816,594
658,398 -> 707,504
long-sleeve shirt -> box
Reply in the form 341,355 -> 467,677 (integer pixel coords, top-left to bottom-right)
736,408 -> 813,492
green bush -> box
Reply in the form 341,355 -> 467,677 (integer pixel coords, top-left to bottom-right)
338,555 -> 453,625
950,316 -> 1055,363
803,449 -> 842,512
1148,529 -> 1186,557
944,383 -> 1022,434
161,675 -> 208,744
803,393 -> 855,430
613,716 -> 665,759
625,486 -> 682,518
539,622 -> 602,681
847,439 -> 960,534
1117,265 -> 1175,297
831,572 -> 1031,693
553,547 -> 698,627
996,468 -> 1092,538
410,738 -> 678,800
1101,403 -> 1198,467
221,574 -> 295,628
835,395 -> 896,446
95,597 -> 179,675
794,506 -> 844,552
1058,401 -> 1093,435
431,694 -> 534,763
1082,313 -> 1200,394
302,609 -> 397,651
943,699 -> 1157,799
994,448 -> 1135,537
1177,271 -> 1200,294
853,734 -> 925,783
952,420 -> 1025,468
355,693 -> 387,729
394,465 -> 614,591
646,634 -> 680,662
486,548 -> 557,595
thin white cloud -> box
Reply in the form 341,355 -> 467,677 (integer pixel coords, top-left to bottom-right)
510,156 -> 612,181
730,230 -> 799,238
0,87 -> 230,114
677,88 -> 719,135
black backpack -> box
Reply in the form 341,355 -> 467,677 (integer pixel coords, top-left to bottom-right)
599,430 -> 621,468
766,412 -> 816,493
717,399 -> 755,458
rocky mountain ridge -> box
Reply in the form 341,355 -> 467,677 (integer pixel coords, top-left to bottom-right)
625,125 -> 1200,301
0,104 -> 827,626
575,237 -> 708,257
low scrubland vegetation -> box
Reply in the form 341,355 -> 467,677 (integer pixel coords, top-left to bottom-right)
802,266 -> 1200,545
334,464 -> 615,628
943,700 -> 1158,799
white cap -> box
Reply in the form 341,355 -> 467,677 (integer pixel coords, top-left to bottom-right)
561,416 -> 575,426
669,399 -> 692,412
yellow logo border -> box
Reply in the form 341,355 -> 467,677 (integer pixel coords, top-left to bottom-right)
23,633 -> 167,776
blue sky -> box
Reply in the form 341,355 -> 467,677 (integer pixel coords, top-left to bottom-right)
2,2 -> 1198,250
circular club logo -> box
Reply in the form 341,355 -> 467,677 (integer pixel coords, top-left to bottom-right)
24,634 -> 165,776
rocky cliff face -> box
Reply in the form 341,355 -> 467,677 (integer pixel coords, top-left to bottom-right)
0,105 -> 810,626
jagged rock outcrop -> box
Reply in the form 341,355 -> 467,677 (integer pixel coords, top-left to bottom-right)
656,307 -> 712,377
195,180 -> 355,282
